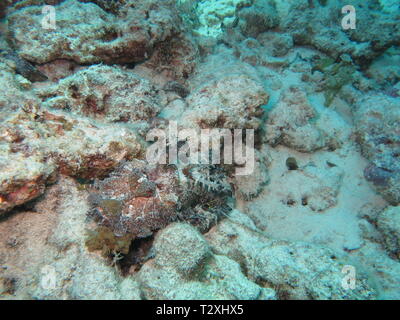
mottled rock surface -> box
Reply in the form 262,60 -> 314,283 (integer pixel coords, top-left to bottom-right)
138,222 -> 276,300
8,0 -> 182,65
38,65 -> 161,123
207,210 -> 377,300
0,107 -> 142,214
376,206 -> 400,260
182,74 -> 268,130
265,87 -> 343,152
355,94 -> 400,205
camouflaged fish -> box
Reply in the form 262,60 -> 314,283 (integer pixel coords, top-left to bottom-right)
0,50 -> 48,82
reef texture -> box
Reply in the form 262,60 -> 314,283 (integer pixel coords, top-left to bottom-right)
273,0 -> 400,65
355,94 -> 400,205
206,210 -> 376,300
1,0 -> 399,301
0,105 -> 142,215
8,0 -> 182,64
37,65 -> 162,123
138,222 -> 276,299
376,206 -> 400,260
265,87 -> 343,152
182,73 -> 268,130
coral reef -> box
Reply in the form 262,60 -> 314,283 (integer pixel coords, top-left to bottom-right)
188,0 -> 252,38
207,210 -> 377,300
1,0 -> 399,301
137,222 -> 276,299
376,206 -> 400,260
0,105 -> 142,214
265,87 -> 343,152
37,65 -> 161,123
0,153 -> 56,214
8,0 -> 182,65
182,73 -> 268,130
354,94 -> 400,205
278,0 -> 400,65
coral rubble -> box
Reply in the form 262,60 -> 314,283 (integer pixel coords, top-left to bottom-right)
0,0 -> 399,301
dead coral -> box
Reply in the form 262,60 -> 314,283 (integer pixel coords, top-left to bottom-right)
182,74 -> 268,130
0,105 -> 142,214
7,0 -> 182,65
354,94 -> 400,205
141,34 -> 199,82
37,65 -> 161,123
281,0 -> 400,66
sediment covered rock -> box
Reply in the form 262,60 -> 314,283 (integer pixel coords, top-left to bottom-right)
355,94 -> 400,205
8,0 -> 182,65
0,107 -> 142,214
138,222 -> 276,300
37,65 -> 161,123
182,74 -> 268,130
207,210 -> 377,300
376,206 -> 400,260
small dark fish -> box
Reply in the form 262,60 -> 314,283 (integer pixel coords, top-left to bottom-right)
1,51 -> 48,82
163,81 -> 190,98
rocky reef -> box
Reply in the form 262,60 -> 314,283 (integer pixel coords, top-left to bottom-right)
0,0 -> 399,300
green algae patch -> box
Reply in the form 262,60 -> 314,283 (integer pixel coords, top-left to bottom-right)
85,226 -> 132,257
313,58 -> 356,107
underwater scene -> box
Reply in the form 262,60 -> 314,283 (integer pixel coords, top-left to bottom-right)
0,0 -> 399,301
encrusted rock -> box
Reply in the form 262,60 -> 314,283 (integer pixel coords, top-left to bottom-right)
0,106 -> 142,213
0,153 -> 56,214
138,222 -> 276,300
207,210 -> 377,300
265,87 -> 324,152
37,65 -> 161,123
182,74 -> 268,130
8,0 -> 181,65
354,94 -> 400,205
376,206 -> 400,260
279,0 -> 400,65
